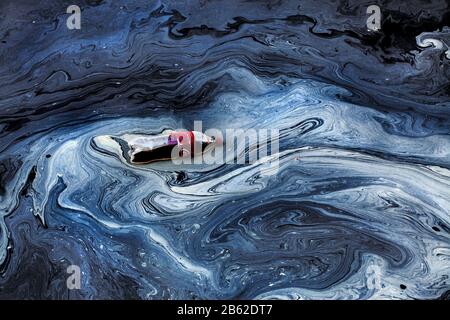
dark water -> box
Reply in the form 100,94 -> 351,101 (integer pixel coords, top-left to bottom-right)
0,0 -> 449,299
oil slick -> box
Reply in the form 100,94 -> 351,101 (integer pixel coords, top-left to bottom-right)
0,0 -> 449,299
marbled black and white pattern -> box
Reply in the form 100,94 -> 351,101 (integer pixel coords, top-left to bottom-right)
0,0 -> 449,299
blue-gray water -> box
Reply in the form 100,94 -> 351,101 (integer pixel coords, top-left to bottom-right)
0,0 -> 449,299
